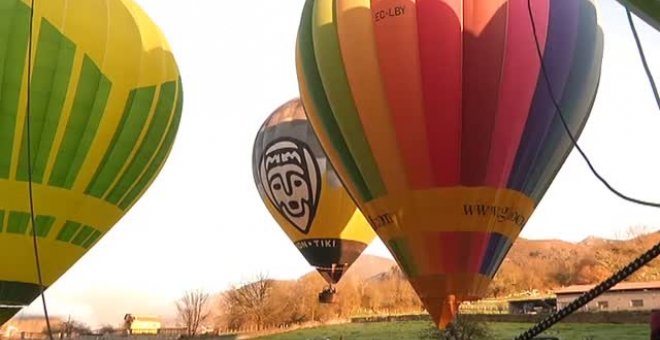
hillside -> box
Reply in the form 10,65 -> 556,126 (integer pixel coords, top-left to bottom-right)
299,253 -> 396,284
490,231 -> 660,295
216,231 -> 660,331
295,231 -> 660,296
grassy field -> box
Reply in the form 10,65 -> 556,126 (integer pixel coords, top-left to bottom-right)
256,320 -> 650,339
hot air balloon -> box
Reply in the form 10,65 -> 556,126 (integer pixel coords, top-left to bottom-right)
616,0 -> 660,31
0,0 -> 182,324
252,98 -> 376,303
296,0 -> 603,328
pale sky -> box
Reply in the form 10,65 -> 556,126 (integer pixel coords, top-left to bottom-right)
13,0 -> 660,329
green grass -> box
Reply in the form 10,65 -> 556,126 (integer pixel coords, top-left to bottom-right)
256,321 -> 650,340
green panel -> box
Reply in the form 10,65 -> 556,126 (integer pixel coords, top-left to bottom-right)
106,81 -> 176,204
388,239 -> 417,277
56,220 -> 81,242
49,56 -> 111,188
0,210 -> 4,232
119,81 -> 183,210
618,0 -> 660,30
17,19 -> 76,183
71,225 -> 94,246
298,0 -> 372,201
82,229 -> 102,249
30,215 -> 55,237
85,86 -> 156,198
0,1 -> 30,178
0,307 -> 20,326
0,280 -> 43,306
7,211 -> 29,234
311,0 -> 386,198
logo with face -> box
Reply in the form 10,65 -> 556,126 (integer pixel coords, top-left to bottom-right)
259,138 -> 321,234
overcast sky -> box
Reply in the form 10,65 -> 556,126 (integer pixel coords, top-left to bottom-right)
14,0 -> 660,329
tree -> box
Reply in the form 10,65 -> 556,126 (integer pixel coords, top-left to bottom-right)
221,272 -> 274,329
98,324 -> 116,335
47,316 -> 91,338
419,315 -> 493,340
176,288 -> 211,337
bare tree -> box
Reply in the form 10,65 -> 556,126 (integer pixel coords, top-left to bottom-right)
98,324 -> 116,335
47,316 -> 91,338
176,289 -> 211,336
222,272 -> 274,329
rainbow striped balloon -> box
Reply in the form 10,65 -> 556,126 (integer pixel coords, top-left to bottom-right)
296,0 -> 603,328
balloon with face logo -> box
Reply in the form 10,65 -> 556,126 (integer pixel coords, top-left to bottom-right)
0,0 -> 182,324
252,99 -> 376,296
296,0 -> 603,328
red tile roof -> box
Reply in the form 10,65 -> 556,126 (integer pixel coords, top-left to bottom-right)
554,281 -> 660,295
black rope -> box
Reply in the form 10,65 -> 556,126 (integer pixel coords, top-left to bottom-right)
515,1 -> 660,338
626,9 -> 660,111
526,0 -> 660,208
515,243 -> 660,340
26,1 -> 53,339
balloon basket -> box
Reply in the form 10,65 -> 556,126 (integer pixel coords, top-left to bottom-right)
318,286 -> 337,304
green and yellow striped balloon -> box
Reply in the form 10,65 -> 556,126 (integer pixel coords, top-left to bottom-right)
616,0 -> 659,31
0,0 -> 182,323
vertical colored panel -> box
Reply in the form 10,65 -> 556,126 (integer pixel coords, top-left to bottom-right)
297,0 -> 371,202
311,0 -> 386,198
528,0 -> 602,202
416,0 -> 463,186
7,211 -> 29,234
105,81 -> 176,204
434,233 -> 463,273
82,230 -> 102,249
335,0 -> 408,196
465,232 -> 490,273
372,0 -> 434,189
508,1 -> 580,191
31,215 -> 55,237
460,0 -> 507,186
428,232 -> 489,274
85,86 -> 155,198
480,233 -> 504,275
71,225 -> 94,246
388,239 -> 417,277
416,233 -> 441,274
17,19 -> 76,183
484,0 -> 550,187
486,233 -> 513,278
49,56 -> 111,189
0,210 -> 4,232
56,221 -> 81,242
296,48 -> 366,209
0,1 -> 29,178
118,82 -> 183,210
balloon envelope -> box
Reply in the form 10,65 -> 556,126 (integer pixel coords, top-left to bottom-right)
252,99 -> 376,286
616,0 -> 660,31
296,0 -> 603,328
0,0 -> 182,323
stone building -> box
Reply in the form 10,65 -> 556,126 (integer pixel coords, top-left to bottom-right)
555,281 -> 660,312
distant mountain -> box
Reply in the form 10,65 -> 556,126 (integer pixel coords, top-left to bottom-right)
293,231 -> 660,296
214,231 -> 660,331
298,253 -> 397,285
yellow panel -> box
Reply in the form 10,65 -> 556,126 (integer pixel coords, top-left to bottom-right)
0,180 -> 123,232
363,187 -> 534,241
